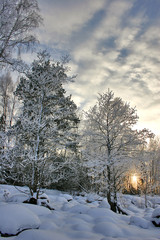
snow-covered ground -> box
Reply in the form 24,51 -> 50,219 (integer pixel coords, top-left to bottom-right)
0,184 -> 160,240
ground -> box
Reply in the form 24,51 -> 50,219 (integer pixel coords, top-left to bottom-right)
0,184 -> 160,240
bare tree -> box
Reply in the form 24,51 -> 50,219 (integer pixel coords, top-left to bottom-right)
0,0 -> 42,67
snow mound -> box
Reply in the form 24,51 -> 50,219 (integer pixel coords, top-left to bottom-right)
48,195 -> 68,209
75,213 -> 94,223
99,199 -> 110,209
61,193 -> 73,201
65,215 -> 93,232
74,195 -> 87,204
49,195 -> 68,203
144,207 -> 154,220
68,203 -> 90,214
0,204 -> 40,236
152,207 -> 160,227
93,221 -> 123,238
152,207 -> 160,218
71,221 -> 91,231
94,216 -> 117,225
61,199 -> 78,211
88,207 -> 117,219
21,203 -> 52,216
130,216 -> 150,229
40,220 -> 58,230
15,229 -> 71,240
7,193 -> 29,203
68,230 -> 98,239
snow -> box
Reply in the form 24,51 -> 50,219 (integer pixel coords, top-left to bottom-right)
152,207 -> 160,218
0,184 -> 160,239
0,203 -> 40,236
20,203 -> 52,217
130,216 -> 150,229
87,207 -> 117,218
99,198 -> 110,209
151,207 -> 160,226
15,229 -> 71,240
7,194 -> 29,203
67,203 -> 90,214
61,193 -> 73,201
93,221 -> 123,238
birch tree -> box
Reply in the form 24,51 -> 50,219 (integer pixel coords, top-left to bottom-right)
0,72 -> 18,182
8,52 -> 79,198
0,72 -> 15,129
0,0 -> 42,67
83,90 -> 153,212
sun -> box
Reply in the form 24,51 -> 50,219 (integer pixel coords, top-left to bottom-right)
131,174 -> 138,189
132,175 -> 137,183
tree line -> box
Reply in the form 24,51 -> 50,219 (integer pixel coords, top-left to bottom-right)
0,0 -> 160,212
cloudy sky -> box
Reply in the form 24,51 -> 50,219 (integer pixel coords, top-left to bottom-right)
36,0 -> 160,135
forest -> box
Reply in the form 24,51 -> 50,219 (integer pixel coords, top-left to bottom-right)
0,0 -> 160,215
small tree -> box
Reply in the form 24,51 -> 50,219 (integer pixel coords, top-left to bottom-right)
0,0 -> 42,67
82,90 -> 152,212
8,52 -> 79,199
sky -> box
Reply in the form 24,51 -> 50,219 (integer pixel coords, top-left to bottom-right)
35,0 -> 160,135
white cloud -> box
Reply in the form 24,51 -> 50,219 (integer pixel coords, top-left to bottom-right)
37,0 -> 106,46
92,0 -> 134,41
36,0 -> 160,135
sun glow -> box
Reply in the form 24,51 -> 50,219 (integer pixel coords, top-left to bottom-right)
132,175 -> 137,183
131,174 -> 138,189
